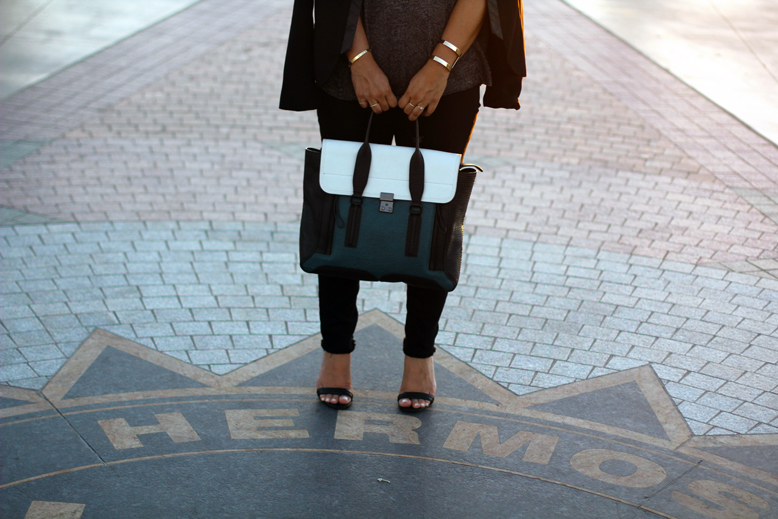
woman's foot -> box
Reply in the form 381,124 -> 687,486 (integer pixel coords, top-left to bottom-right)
316,352 -> 352,407
398,355 -> 436,411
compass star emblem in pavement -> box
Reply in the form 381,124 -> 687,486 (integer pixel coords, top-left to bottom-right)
1,311 -> 776,518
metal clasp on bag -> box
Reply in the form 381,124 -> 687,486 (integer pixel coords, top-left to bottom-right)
379,192 -> 394,213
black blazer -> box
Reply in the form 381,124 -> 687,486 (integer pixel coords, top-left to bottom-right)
279,0 -> 526,111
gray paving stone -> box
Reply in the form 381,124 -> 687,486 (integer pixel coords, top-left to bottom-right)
48,327 -> 90,343
189,349 -> 230,364
532,372 -> 576,388
754,392 -> 778,410
193,335 -> 233,350
133,323 -> 175,337
733,402 -> 778,423
491,338 -> 533,355
717,381 -> 764,402
708,413 -> 758,434
454,334 -> 495,349
550,360 -> 592,379
29,358 -> 66,377
0,349 -> 25,364
19,344 -> 65,362
154,336 -> 195,351
2,318 -> 44,333
11,330 -> 54,347
271,335 -> 308,348
696,392 -> 742,412
232,335 -> 273,349
471,363 -> 496,378
0,363 -> 38,381
531,344 -> 571,360
650,363 -> 687,382
493,367 -> 534,385
227,349 -> 268,364
677,401 -> 719,422
590,340 -> 631,356
172,322 -> 212,335
664,382 -> 706,402
681,372 -> 726,391
473,350 -> 513,367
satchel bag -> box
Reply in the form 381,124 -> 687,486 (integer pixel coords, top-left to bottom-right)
299,115 -> 479,292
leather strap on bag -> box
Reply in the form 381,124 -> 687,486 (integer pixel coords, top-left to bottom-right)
405,123 -> 425,257
344,114 -> 373,247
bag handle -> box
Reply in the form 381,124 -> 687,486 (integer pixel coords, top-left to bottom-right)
349,113 -> 425,199
345,113 -> 426,258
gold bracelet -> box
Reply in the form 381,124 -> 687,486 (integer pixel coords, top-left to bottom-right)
439,39 -> 462,57
431,55 -> 453,72
349,48 -> 371,67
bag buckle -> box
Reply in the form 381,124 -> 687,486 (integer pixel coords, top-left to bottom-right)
379,192 -> 394,213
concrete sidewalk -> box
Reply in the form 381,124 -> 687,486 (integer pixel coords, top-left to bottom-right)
1,0 -> 777,517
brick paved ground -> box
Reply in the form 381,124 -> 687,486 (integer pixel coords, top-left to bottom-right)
1,0 -> 777,436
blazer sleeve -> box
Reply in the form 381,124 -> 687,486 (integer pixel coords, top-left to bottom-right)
280,0 -> 360,112
483,0 -> 527,109
279,0 -> 317,111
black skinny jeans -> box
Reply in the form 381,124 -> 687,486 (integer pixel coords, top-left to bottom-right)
316,86 -> 480,358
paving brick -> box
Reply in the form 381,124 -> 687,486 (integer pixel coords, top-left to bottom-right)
154,336 -> 195,351
30,359 -> 66,377
441,345 -> 475,362
550,360 -> 592,379
473,350 -> 513,367
677,401 -> 719,422
681,372 -> 726,391
732,402 -> 778,423
532,373 -> 576,388
590,340 -> 631,356
189,350 -> 230,364
708,413 -> 758,434
133,323 -> 175,337
471,363 -> 497,378
754,392 -> 778,410
0,363 -> 38,381
455,334 -> 496,349
2,318 -> 44,333
493,367 -> 534,385
736,372 -> 777,392
510,355 -> 553,372
531,344 -> 571,360
664,382 -> 705,402
696,392 -> 742,412
650,364 -> 687,382
10,330 -> 54,347
491,339 -> 534,354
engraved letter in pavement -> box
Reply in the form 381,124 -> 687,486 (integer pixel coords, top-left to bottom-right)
99,412 -> 201,450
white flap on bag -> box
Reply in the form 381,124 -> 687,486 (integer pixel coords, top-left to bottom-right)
319,139 -> 461,204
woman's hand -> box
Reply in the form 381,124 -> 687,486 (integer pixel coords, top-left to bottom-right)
399,60 -> 450,121
350,54 -> 398,113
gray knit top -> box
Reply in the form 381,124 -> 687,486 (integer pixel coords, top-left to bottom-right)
320,0 -> 491,100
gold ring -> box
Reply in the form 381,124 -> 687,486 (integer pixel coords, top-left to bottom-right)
370,103 -> 379,107
408,103 -> 415,108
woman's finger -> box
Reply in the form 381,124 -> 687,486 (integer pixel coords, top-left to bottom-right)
407,104 -> 426,121
422,100 -> 437,117
401,99 -> 419,116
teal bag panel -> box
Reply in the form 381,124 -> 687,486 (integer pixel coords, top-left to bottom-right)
301,196 -> 454,291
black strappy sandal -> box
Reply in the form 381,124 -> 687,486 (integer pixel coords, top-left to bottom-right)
317,387 -> 353,410
397,392 -> 434,413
